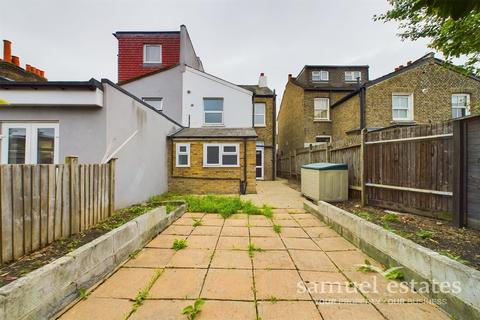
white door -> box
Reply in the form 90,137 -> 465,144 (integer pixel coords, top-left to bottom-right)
1,123 -> 59,164
255,147 -> 264,180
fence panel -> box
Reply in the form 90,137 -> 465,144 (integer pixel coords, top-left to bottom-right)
0,159 -> 115,265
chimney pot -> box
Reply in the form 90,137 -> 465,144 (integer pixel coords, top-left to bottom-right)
31,66 -> 37,74
39,70 -> 45,77
26,64 -> 31,72
394,67 -> 399,71
288,74 -> 292,80
11,55 -> 20,67
258,73 -> 267,88
260,72 -> 264,76
407,61 -> 412,65
3,40 -> 12,63
399,65 -> 404,69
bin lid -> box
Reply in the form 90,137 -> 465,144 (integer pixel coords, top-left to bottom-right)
301,162 -> 348,170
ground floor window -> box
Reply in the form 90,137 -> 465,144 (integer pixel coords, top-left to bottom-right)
176,143 -> 190,167
203,143 -> 239,167
315,136 -> 331,143
1,122 -> 59,164
452,93 -> 470,118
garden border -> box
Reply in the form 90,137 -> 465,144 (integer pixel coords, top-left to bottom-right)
0,204 -> 186,320
304,200 -> 480,320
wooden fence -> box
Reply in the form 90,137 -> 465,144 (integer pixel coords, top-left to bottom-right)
0,157 -> 116,265
277,122 -> 453,219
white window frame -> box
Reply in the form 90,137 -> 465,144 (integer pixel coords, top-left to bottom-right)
312,70 -> 329,82
1,122 -> 59,164
203,143 -> 240,167
254,102 -> 266,127
203,98 -> 224,126
143,44 -> 162,64
315,135 -> 331,144
451,93 -> 471,118
314,97 -> 330,121
345,71 -> 362,82
392,93 -> 414,122
142,97 -> 163,111
175,143 -> 190,167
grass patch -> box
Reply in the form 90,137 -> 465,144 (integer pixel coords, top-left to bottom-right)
382,213 -> 400,223
78,288 -> 90,300
172,239 -> 188,251
357,259 -> 376,273
248,243 -> 264,258
440,250 -> 470,265
182,298 -> 205,320
261,204 -> 273,218
383,267 -> 404,281
192,218 -> 203,227
272,224 -> 282,233
416,229 -> 435,240
352,210 -> 372,221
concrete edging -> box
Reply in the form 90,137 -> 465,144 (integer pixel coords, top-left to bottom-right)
304,200 -> 480,320
0,204 -> 186,320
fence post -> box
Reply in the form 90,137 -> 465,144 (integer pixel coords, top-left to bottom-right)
452,120 -> 466,227
65,156 -> 79,235
360,129 -> 367,207
326,143 -> 330,163
108,158 -> 116,216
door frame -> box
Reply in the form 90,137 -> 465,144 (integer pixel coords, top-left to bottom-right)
255,146 -> 264,180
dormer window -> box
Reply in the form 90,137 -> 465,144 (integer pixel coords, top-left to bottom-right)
312,71 -> 329,82
143,44 -> 162,64
345,71 -> 361,82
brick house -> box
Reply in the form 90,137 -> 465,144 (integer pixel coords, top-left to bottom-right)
0,40 -> 46,82
330,53 -> 480,140
116,26 -> 276,194
277,65 -> 369,155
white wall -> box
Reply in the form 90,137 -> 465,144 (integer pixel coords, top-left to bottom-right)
121,65 -> 183,124
0,88 -> 103,106
104,82 -> 180,208
182,67 -> 253,128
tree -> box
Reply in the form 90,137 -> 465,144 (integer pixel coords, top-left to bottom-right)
375,0 -> 480,75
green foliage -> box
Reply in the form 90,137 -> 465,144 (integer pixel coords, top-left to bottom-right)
382,222 -> 395,232
132,269 -> 162,313
269,295 -> 278,304
382,213 -> 400,223
248,243 -> 263,258
182,299 -> 205,320
272,224 -> 282,233
192,218 -> 203,227
129,249 -> 141,259
440,250 -> 470,265
242,200 -> 262,215
374,0 -> 480,74
357,259 -> 376,273
416,229 -> 435,239
353,210 -> 372,221
383,268 -> 405,280
172,239 -> 188,251
261,204 -> 273,218
78,288 -> 90,300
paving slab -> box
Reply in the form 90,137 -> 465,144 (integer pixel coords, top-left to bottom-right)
167,248 -> 213,268
326,250 -> 383,271
183,212 -> 205,218
296,218 -> 326,227
272,213 -> 294,220
272,219 -> 300,227
197,300 -> 256,320
201,269 -> 254,300
148,268 -> 207,299
255,269 -> 311,300
249,226 -> 278,237
250,237 -> 286,250
257,301 -> 322,320
252,250 -> 296,270
314,237 -> 357,251
173,217 -> 200,226
200,218 -> 225,226
223,219 -> 249,227
241,179 -> 304,208
91,268 -> 156,299
147,235 -> 187,249
210,250 -> 252,269
289,250 -> 338,272
304,226 -> 340,238
317,303 -> 385,320
282,237 -> 320,250
279,227 -> 309,238
124,248 -> 176,268
59,297 -> 132,320
221,226 -> 249,237
216,236 -> 249,250
185,235 -> 218,249
163,225 -> 194,235
248,219 -> 273,226
129,300 -> 191,320
190,226 -> 222,236
375,302 -> 452,320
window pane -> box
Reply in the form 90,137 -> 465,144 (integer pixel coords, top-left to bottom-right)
254,115 -> 265,125
254,103 -> 265,115
393,96 -> 409,109
315,136 -> 330,143
205,112 -> 222,124
37,128 -> 55,164
223,146 -> 236,153
256,150 -> 262,164
256,167 -> 262,177
178,154 -> 188,165
8,128 -> 26,164
204,99 -> 223,111
222,154 -> 237,165
206,146 -> 220,164
179,146 -> 187,152
145,45 -> 161,62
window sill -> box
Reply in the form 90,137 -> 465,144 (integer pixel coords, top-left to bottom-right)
202,124 -> 225,127
313,119 -> 332,123
254,125 -> 266,128
390,120 -> 416,125
203,165 -> 240,168
176,165 -> 190,168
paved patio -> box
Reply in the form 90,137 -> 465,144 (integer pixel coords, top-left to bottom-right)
60,181 -> 450,320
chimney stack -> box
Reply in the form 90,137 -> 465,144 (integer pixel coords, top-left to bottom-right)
258,73 -> 267,88
12,55 -> 20,67
3,40 -> 12,62
288,74 -> 292,81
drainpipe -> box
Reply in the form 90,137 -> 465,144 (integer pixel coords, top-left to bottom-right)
251,94 -> 255,127
240,137 -> 248,194
359,85 -> 366,129
272,90 -> 277,180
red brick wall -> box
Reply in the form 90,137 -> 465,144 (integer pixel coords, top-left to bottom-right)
116,33 -> 180,82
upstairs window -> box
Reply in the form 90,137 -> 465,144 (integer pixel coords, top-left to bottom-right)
314,97 -> 330,121
254,103 -> 266,127
203,98 -> 224,125
452,94 -> 470,118
176,143 -> 190,167
204,144 -> 239,167
312,71 -> 329,82
392,93 -> 413,121
345,71 -> 361,82
143,44 -> 162,64
142,97 -> 163,111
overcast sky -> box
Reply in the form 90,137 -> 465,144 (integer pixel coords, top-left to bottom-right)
1,0 -> 433,100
